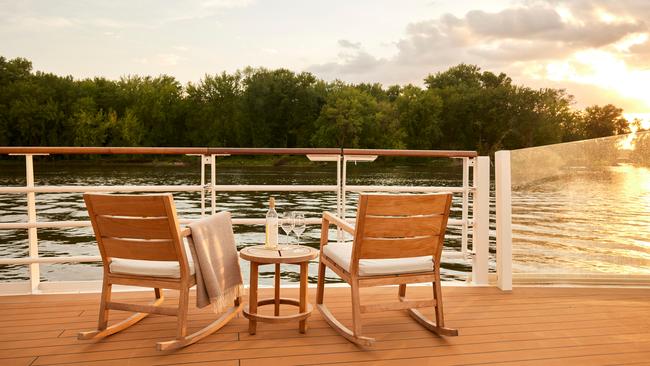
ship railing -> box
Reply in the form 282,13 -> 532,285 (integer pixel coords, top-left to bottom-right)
0,147 -> 494,294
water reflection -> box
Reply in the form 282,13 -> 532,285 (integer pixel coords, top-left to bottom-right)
511,132 -> 650,275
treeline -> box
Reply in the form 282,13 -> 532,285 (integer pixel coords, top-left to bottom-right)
0,56 -> 640,154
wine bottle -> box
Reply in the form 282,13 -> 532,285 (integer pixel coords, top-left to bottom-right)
265,197 -> 279,249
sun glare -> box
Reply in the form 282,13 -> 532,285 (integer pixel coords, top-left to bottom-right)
614,33 -> 649,52
624,113 -> 650,131
543,49 -> 650,115
596,9 -> 618,23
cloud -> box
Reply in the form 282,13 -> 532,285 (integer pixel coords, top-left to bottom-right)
201,0 -> 254,9
338,40 -> 362,50
307,0 -> 650,110
0,1 -> 255,32
465,7 -> 564,38
157,53 -> 183,66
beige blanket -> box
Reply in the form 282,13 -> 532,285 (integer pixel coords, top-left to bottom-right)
187,211 -> 244,312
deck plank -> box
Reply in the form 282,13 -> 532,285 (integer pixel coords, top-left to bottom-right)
0,286 -> 648,365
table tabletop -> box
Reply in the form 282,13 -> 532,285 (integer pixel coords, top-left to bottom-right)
240,245 -> 319,264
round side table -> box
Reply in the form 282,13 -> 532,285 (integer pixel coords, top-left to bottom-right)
240,245 -> 319,335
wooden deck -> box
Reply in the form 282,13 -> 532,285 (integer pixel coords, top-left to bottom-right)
1,286 -> 649,365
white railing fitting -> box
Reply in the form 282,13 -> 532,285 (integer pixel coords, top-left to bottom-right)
471,156 -> 491,285
26,155 -> 39,291
461,157 -> 470,254
210,154 -> 217,215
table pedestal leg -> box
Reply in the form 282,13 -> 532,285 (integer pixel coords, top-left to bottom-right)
299,262 -> 308,333
248,262 -> 259,335
274,263 -> 281,316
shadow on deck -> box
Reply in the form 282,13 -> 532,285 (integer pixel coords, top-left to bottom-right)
1,286 -> 649,365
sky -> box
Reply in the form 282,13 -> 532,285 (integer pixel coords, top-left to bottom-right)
2,0 -> 650,122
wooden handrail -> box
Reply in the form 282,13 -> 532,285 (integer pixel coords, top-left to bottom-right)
0,146 -> 478,158
343,149 -> 477,158
0,147 -> 341,155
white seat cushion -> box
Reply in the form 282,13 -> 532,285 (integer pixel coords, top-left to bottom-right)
109,240 -> 195,279
323,242 -> 434,276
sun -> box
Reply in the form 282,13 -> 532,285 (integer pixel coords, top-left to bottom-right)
624,113 -> 650,131
539,30 -> 650,130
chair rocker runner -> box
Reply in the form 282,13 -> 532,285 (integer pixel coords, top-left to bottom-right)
316,193 -> 458,346
78,193 -> 242,351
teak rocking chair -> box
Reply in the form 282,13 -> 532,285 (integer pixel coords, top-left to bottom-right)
316,193 -> 458,346
78,193 -> 242,351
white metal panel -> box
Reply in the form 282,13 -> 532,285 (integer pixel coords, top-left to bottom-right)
472,156 -> 490,285
211,185 -> 338,192
25,155 -> 39,292
495,150 -> 513,291
345,185 -> 465,193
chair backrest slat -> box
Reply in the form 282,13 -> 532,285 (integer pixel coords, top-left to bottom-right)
95,216 -> 174,240
364,194 -> 449,216
363,215 -> 445,238
359,237 -> 440,259
86,194 -> 169,217
102,238 -> 179,261
353,193 -> 452,261
84,193 -> 185,263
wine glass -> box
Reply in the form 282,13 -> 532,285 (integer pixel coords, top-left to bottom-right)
292,212 -> 306,251
280,211 -> 294,250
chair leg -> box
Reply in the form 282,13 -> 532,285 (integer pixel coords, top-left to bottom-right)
400,280 -> 458,337
316,279 -> 374,346
176,286 -> 190,339
433,279 -> 444,328
350,279 -> 362,337
78,281 -> 164,340
97,278 -> 112,330
315,263 -> 375,346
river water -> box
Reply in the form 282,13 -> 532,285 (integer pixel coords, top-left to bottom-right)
0,160 -> 474,285
1,157 -> 649,285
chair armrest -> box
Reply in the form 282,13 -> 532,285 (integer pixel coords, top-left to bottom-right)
180,227 -> 192,238
322,212 -> 355,234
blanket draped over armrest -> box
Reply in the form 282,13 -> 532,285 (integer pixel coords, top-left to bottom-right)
187,211 -> 244,312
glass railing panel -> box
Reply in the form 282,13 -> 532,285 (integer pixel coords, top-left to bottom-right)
510,130 -> 650,276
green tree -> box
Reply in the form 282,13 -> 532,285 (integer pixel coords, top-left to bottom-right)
239,68 -> 324,147
312,85 -> 402,148
424,64 -> 515,153
185,72 -> 243,146
118,75 -> 183,146
395,85 -> 443,149
580,104 -> 630,139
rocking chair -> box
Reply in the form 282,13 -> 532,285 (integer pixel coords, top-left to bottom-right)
78,193 -> 242,351
316,193 -> 458,346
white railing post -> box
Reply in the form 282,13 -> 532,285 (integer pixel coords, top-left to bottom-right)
342,156 -> 348,222
200,155 -> 206,217
336,154 -> 343,242
495,150 -> 513,291
472,156 -> 490,285
25,154 -> 40,293
336,154 -> 342,218
461,157 -> 470,254
210,154 -> 216,215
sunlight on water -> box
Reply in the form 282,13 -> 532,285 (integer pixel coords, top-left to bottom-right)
511,131 -> 650,275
